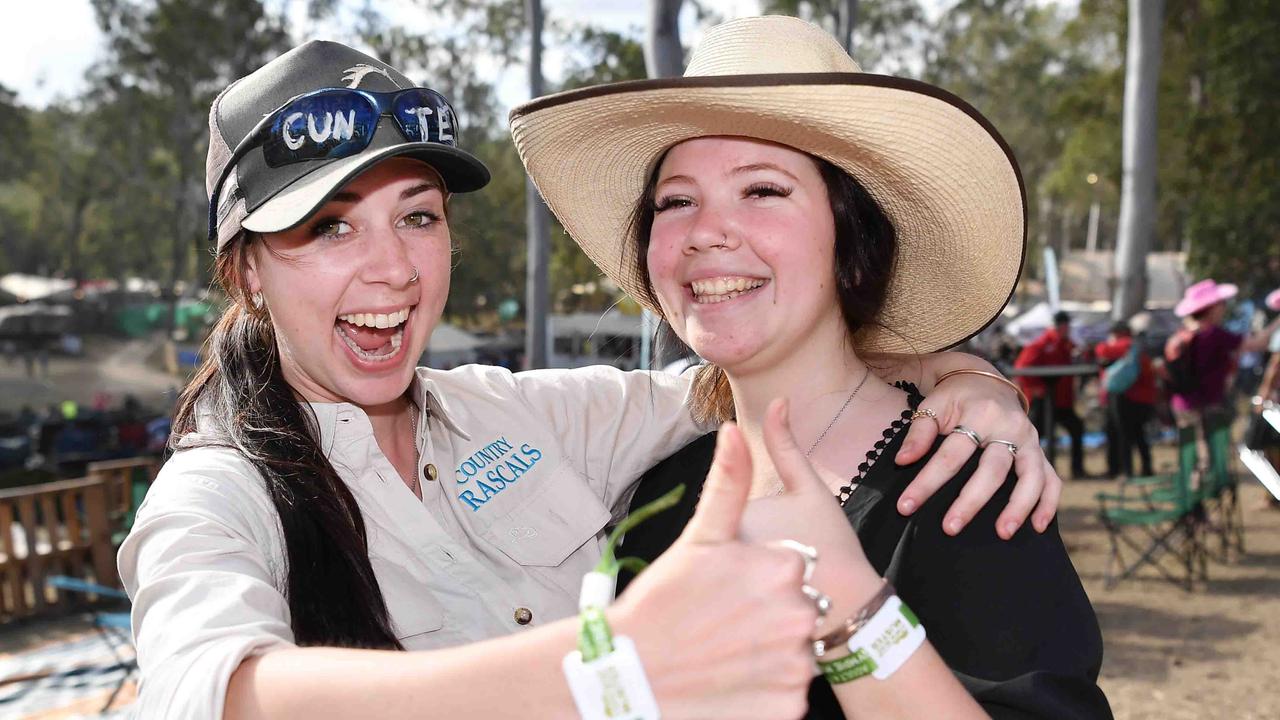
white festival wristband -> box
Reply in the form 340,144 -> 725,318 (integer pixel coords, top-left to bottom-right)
821,595 -> 927,683
563,635 -> 661,720
856,595 -> 927,680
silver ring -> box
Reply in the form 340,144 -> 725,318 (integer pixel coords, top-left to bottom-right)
769,539 -> 817,583
409,266 -> 420,284
984,439 -> 1019,456
950,425 -> 984,447
802,584 -> 832,618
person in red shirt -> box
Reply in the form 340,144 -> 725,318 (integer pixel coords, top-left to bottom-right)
1016,310 -> 1091,478
1095,321 -> 1157,477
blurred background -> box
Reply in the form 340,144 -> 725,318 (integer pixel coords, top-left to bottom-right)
0,1 -> 1278,718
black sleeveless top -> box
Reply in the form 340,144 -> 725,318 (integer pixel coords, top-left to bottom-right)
617,385 -> 1112,719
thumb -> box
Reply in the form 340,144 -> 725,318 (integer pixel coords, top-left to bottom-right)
680,422 -> 752,545
764,398 -> 827,495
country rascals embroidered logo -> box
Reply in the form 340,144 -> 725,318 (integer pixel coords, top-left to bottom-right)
454,437 -> 544,511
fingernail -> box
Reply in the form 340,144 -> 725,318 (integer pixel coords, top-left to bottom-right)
1004,521 -> 1018,537
946,517 -> 963,534
900,498 -> 916,514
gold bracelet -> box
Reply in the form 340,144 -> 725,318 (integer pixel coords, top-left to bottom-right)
934,368 -> 1031,415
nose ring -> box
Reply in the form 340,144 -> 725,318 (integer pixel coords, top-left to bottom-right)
409,265 -> 419,284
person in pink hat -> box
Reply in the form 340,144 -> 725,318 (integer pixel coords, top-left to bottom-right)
1165,279 -> 1280,432
1251,287 -> 1280,508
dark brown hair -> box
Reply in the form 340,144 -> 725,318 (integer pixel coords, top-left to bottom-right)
173,234 -> 403,650
629,147 -> 898,424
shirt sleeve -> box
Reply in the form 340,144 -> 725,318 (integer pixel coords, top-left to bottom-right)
894,454 -> 1113,719
117,451 -> 296,720
511,365 -> 704,519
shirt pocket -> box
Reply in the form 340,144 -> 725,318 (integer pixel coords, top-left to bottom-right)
369,555 -> 446,641
482,461 -> 611,568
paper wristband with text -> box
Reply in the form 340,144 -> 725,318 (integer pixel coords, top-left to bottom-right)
817,596 -> 927,684
563,485 -> 685,719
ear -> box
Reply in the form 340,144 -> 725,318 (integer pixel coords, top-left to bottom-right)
242,243 -> 263,296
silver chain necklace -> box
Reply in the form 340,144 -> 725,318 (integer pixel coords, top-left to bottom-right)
805,366 -> 872,457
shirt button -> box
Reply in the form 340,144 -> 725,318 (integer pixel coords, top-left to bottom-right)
514,607 -> 533,625
423,463 -> 438,481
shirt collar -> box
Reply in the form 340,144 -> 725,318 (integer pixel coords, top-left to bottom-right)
303,369 -> 472,454
413,368 -> 471,441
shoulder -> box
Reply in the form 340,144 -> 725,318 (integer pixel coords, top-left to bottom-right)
422,363 -> 692,401
137,445 -> 278,539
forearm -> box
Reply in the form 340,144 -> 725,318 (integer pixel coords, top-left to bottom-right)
830,644 -> 986,720
1243,316 -> 1280,353
226,616 -> 583,719
867,351 -> 999,394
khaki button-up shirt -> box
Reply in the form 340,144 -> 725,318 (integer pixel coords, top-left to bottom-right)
117,364 -> 701,720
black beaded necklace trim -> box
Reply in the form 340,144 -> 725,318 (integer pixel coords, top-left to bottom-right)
835,381 -> 924,507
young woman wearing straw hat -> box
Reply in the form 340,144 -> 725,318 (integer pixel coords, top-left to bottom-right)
512,15 -> 1112,718
119,38 -> 1068,719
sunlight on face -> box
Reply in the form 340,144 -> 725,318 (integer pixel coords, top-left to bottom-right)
646,136 -> 845,376
247,157 -> 452,407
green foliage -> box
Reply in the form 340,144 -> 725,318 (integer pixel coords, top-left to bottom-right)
3,0 -> 1276,317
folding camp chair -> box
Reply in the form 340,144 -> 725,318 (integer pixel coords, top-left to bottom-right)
45,575 -> 135,711
1096,425 -> 1208,589
1201,419 -> 1245,561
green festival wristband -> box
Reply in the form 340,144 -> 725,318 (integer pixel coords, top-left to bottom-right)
576,484 -> 685,658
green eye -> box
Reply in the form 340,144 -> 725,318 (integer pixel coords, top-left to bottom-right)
312,219 -> 352,237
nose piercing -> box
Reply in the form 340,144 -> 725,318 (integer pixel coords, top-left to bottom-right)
409,265 -> 419,284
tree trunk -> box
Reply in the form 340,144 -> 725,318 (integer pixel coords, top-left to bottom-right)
646,0 -> 684,79
837,0 -> 859,54
1112,0 -> 1165,320
523,0 -> 552,369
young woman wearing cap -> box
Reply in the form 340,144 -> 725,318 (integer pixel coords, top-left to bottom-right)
512,16 -> 1112,718
121,38 -> 1066,720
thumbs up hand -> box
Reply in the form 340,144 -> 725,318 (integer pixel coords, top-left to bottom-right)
611,422 -> 821,720
737,399 -> 884,636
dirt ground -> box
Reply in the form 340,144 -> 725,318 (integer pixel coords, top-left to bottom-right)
1065,453 -> 1280,719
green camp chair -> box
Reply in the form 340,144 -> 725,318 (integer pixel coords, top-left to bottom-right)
1201,420 -> 1244,561
1097,425 -> 1208,589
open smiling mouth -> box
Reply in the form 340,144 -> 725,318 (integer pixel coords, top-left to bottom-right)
335,307 -> 413,362
689,276 -> 769,304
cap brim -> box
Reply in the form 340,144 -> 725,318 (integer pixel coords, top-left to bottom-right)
242,143 -> 490,234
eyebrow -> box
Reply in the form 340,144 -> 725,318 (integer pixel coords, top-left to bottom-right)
656,162 -> 800,188
328,181 -> 443,205
730,162 -> 800,182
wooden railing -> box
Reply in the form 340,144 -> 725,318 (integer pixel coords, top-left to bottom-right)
0,457 -> 158,622
88,457 -> 160,535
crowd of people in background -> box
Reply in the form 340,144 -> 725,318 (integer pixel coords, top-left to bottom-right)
1004,279 -> 1280,503
0,392 -> 171,483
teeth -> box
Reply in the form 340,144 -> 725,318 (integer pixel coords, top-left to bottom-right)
690,276 -> 766,301
336,324 -> 406,360
338,307 -> 410,328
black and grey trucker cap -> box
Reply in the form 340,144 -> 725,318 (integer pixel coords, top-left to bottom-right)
206,40 -> 490,252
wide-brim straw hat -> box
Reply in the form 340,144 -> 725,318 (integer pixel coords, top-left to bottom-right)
509,15 -> 1026,354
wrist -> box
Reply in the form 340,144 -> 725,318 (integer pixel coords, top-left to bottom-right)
813,563 -> 883,640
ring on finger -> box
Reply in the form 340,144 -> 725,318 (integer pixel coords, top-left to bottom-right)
769,540 -> 829,619
950,425 -> 984,447
983,439 -> 1019,456
769,539 -> 818,583
910,407 -> 938,425
802,584 -> 832,619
